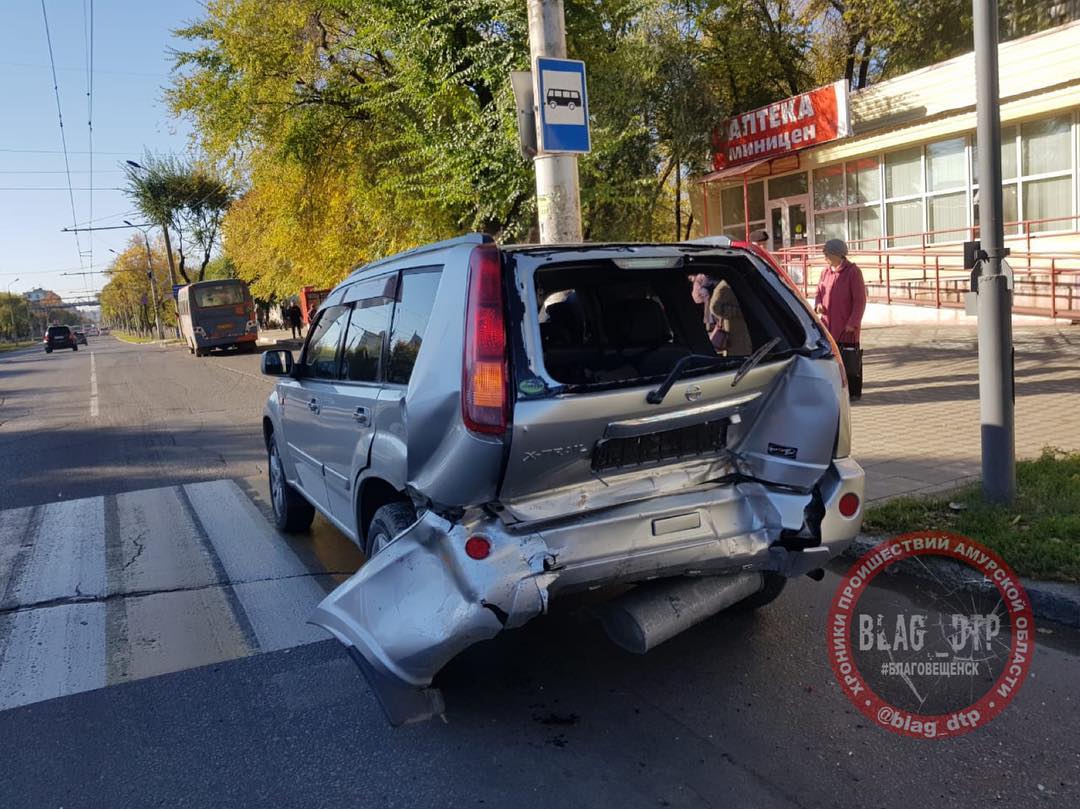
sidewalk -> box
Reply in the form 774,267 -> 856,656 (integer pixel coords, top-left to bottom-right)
256,328 -> 304,349
853,323 -> 1080,501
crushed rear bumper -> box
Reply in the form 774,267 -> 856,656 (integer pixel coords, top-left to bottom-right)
310,457 -> 864,725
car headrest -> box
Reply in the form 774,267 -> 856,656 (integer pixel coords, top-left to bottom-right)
607,298 -> 671,347
541,301 -> 585,347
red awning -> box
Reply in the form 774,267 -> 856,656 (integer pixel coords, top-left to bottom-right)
696,158 -> 772,183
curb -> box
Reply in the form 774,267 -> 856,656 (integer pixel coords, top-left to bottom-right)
843,535 -> 1080,629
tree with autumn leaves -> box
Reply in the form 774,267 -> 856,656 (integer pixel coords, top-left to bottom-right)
164,0 -> 1074,299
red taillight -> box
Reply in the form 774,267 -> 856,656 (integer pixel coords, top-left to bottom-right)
464,535 -> 492,560
839,493 -> 860,518
462,243 -> 508,434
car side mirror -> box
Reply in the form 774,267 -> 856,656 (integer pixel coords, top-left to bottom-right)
261,349 -> 294,376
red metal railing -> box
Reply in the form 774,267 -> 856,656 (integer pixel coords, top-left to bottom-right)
771,213 -> 1080,320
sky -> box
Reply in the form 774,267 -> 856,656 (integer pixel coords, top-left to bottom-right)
0,0 -> 204,304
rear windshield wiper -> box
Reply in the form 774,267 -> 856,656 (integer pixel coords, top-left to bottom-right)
731,337 -> 782,388
645,354 -> 740,405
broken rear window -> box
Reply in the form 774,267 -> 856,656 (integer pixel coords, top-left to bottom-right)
532,258 -> 803,388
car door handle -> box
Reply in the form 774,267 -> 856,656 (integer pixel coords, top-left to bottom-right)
352,406 -> 369,426
308,398 -> 320,414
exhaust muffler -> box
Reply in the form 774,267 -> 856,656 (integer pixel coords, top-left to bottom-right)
601,573 -> 763,654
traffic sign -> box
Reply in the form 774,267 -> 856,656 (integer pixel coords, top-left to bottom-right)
535,57 -> 590,154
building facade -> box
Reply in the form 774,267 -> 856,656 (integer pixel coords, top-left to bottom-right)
695,22 -> 1078,283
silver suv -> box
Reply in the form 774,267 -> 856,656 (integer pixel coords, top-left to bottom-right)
261,235 -> 864,724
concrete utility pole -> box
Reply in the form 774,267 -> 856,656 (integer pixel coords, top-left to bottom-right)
6,278 -> 18,340
973,0 -> 1016,503
527,0 -> 583,243
137,230 -> 165,341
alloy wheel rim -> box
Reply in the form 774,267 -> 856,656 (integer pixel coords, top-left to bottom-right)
269,445 -> 285,516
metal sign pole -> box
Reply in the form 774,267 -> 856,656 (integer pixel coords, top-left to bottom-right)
973,0 -> 1016,503
527,0 -> 583,244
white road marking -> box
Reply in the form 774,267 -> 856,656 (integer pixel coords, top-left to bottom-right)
89,351 -> 99,418
0,480 -> 335,712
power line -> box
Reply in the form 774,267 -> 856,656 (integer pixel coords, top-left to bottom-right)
0,148 -> 131,154
0,186 -> 123,191
84,0 -> 95,294
0,169 -> 123,174
39,0 -> 85,271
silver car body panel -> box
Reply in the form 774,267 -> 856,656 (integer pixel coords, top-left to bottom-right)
260,237 -> 867,724
311,455 -> 864,723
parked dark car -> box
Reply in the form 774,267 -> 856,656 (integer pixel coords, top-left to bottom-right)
43,325 -> 77,353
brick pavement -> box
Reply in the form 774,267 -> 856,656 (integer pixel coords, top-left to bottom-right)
852,323 -> 1080,501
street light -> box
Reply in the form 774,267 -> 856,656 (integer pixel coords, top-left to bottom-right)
122,222 -> 165,341
5,277 -> 19,340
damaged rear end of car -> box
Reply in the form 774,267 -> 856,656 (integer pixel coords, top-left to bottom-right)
310,238 -> 864,725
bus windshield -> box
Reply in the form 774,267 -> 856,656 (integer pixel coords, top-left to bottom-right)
194,283 -> 246,308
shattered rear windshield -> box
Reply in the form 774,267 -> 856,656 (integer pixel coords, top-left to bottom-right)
532,258 -> 803,388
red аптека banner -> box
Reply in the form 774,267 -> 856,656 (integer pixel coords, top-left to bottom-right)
712,81 -> 851,171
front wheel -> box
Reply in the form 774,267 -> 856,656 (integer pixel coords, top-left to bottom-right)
72,345 -> 78,352
45,348 -> 52,354
268,435 -> 315,533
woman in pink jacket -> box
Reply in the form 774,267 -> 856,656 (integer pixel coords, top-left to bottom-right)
814,239 -> 867,399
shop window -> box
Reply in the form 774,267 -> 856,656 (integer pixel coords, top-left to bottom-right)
886,199 -> 923,247
768,173 -> 807,199
885,147 -> 923,198
849,206 -> 881,245
814,210 -> 846,243
926,138 -> 966,192
928,192 -> 968,243
1023,176 -> 1073,232
813,165 -> 845,210
846,157 -> 880,205
717,181 -> 764,237
1021,116 -> 1071,177
721,186 -> 744,224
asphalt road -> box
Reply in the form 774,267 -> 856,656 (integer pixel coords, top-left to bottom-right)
1,336 -> 1078,808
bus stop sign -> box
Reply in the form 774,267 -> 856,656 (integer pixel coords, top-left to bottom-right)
535,57 -> 590,154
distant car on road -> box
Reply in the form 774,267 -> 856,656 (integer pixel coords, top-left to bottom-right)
43,325 -> 77,353
177,279 -> 258,357
99,325 -> 110,335
260,234 -> 865,725
85,325 -> 100,337
73,330 -> 88,346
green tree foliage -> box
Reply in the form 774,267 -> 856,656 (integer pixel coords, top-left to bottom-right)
803,0 -> 1077,90
0,294 -> 34,340
168,0 -> 1075,295
99,237 -> 178,333
123,154 -> 235,283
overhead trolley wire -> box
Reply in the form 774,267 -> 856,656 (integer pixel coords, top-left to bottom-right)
39,0 -> 85,271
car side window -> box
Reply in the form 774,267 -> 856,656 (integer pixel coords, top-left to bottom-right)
341,298 -> 393,383
302,305 -> 349,380
386,269 -> 442,385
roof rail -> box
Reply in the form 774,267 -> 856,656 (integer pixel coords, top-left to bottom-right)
682,235 -> 732,247
350,233 -> 494,276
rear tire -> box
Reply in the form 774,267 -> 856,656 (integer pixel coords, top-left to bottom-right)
45,348 -> 52,354
268,435 -> 315,533
364,502 -> 417,559
72,345 -> 78,352
732,573 -> 787,611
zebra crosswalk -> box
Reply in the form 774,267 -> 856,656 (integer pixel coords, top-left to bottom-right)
0,479 -> 360,712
